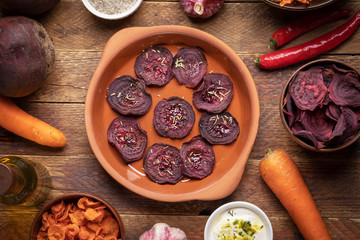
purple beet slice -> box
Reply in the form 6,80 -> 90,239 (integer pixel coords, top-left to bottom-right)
298,108 -> 335,143
153,97 -> 195,139
327,107 -> 359,146
288,67 -> 327,111
328,70 -> 360,108
199,111 -> 240,145
180,136 -> 215,179
143,143 -> 184,184
293,130 -> 325,149
107,116 -> 147,163
193,73 -> 234,113
135,46 -> 173,87
106,75 -> 152,116
171,47 -> 207,88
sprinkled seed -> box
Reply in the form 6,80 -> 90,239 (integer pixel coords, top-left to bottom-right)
117,92 -> 121,98
126,94 -> 136,100
110,93 -> 116,96
175,57 -> 185,69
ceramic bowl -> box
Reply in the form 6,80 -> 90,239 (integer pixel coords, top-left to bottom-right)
82,0 -> 142,20
29,193 -> 125,240
262,0 -> 337,11
280,59 -> 360,152
84,25 -> 260,202
204,201 -> 273,240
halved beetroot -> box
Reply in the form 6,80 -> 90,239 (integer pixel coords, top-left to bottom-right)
180,136 -> 215,179
289,67 -> 327,111
143,143 -> 184,184
135,46 -> 173,87
171,47 -> 207,88
193,73 -> 233,113
328,70 -> 360,108
107,116 -> 147,163
153,97 -> 195,139
106,75 -> 152,116
199,111 -> 239,145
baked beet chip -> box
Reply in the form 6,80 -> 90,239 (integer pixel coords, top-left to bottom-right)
328,69 -> 360,107
289,67 -> 327,111
180,136 -> 215,179
135,46 -> 173,87
143,143 -> 184,184
199,111 -> 240,145
153,97 -> 195,139
107,116 -> 148,163
106,75 -> 152,116
193,73 -> 234,113
172,47 -> 207,88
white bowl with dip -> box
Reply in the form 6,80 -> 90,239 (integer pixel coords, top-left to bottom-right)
82,0 -> 143,20
204,201 -> 273,240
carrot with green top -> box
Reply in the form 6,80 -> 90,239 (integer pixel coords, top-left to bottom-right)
0,96 -> 66,148
259,149 -> 331,240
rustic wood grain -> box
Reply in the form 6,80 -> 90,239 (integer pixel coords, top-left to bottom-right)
1,0 -> 360,239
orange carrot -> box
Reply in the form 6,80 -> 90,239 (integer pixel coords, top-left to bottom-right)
0,96 -> 66,148
259,149 -> 331,240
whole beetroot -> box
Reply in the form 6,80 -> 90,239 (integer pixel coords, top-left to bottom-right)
180,0 -> 224,19
0,16 -> 55,98
0,0 -> 60,15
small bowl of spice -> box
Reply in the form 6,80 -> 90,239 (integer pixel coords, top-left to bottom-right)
280,59 -> 360,152
204,201 -> 273,240
82,0 -> 142,20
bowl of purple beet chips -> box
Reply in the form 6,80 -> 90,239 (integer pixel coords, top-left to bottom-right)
280,59 -> 360,152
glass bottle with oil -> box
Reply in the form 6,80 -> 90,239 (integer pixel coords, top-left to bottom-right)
0,156 -> 51,206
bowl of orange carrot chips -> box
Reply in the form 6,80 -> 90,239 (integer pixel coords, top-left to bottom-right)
30,193 -> 125,240
262,0 -> 337,11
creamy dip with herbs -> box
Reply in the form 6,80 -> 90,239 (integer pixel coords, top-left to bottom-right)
209,207 -> 267,240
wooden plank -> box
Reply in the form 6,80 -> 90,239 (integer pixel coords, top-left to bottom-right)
1,1 -> 359,54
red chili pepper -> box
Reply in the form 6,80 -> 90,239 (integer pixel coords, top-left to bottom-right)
269,9 -> 353,48
256,10 -> 360,70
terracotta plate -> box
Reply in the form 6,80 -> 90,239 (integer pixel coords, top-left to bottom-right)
85,26 -> 260,202
262,0 -> 337,11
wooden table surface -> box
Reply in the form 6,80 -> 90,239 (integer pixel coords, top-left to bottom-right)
1,0 -> 360,239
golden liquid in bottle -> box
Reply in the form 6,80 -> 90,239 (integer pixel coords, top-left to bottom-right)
0,156 -> 51,206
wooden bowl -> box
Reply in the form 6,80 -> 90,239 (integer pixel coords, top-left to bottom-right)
29,193 -> 125,240
85,26 -> 260,202
280,59 -> 360,152
262,0 -> 337,11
